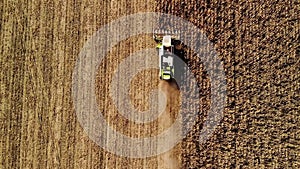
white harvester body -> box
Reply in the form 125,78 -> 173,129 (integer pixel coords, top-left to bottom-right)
156,35 -> 175,80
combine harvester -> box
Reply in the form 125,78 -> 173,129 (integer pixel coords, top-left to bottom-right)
153,30 -> 181,81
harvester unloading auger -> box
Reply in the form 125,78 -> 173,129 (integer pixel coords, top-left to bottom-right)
153,29 -> 182,81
